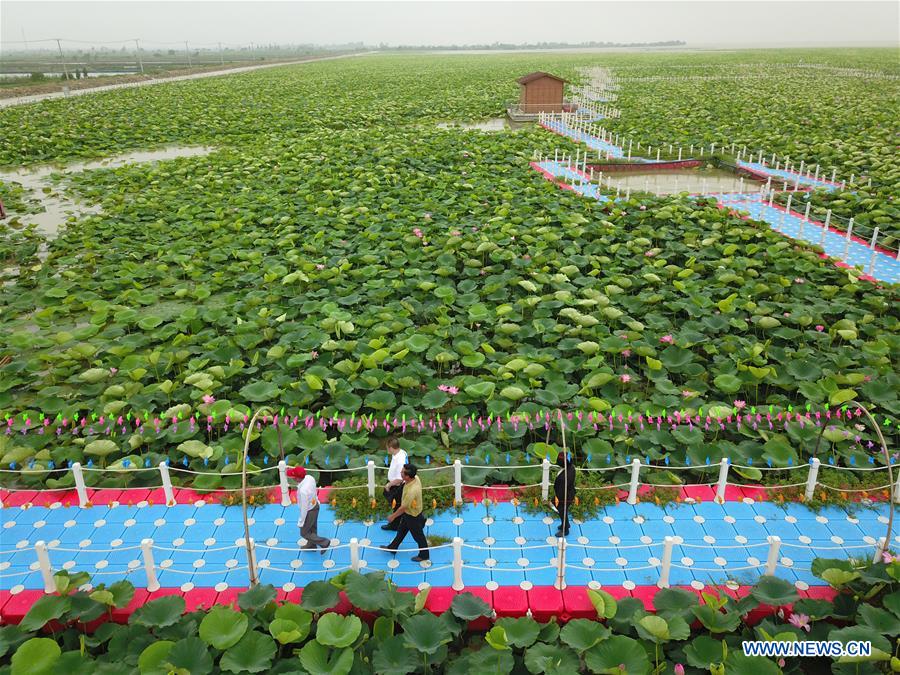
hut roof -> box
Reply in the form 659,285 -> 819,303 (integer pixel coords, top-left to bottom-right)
516,72 -> 568,85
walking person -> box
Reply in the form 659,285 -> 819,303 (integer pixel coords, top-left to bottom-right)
382,464 -> 430,562
381,437 -> 408,531
286,466 -> 330,552
554,452 -> 576,537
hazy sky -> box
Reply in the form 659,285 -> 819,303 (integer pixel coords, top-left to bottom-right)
2,1 -> 898,49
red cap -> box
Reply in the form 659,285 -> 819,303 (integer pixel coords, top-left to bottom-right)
286,466 -> 306,480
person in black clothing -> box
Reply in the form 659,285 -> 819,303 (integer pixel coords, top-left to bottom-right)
554,452 -> 576,537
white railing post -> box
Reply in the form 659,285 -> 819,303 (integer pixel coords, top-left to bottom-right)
843,218 -> 854,259
158,461 -> 175,505
715,458 -> 729,503
554,538 -> 567,590
350,538 -> 360,572
454,459 -> 462,505
35,541 -> 55,593
247,537 -> 258,585
658,536 -> 674,588
627,459 -> 641,504
142,538 -> 160,592
452,537 -> 464,591
765,536 -> 781,576
874,537 -> 887,564
541,458 -> 551,501
821,210 -> 830,246
892,472 -> 900,504
278,460 -> 291,507
72,462 -> 89,507
868,227 -> 880,276
805,458 -> 821,502
367,460 -> 376,499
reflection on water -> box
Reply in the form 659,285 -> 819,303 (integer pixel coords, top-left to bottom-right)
598,168 -> 763,195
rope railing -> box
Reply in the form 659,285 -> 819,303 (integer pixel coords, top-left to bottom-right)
3,454 -> 899,510
3,527 -> 889,595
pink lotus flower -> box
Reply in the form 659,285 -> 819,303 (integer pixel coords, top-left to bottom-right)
794,277 -> 805,284
788,613 -> 811,632
438,384 -> 459,395
620,374 -> 631,383
883,551 -> 895,563
734,400 -> 746,410
316,264 -> 325,270
202,395 -> 215,405
778,659 -> 786,668
644,250 -> 656,257
311,351 -> 319,359
674,665 -> 685,675
864,375 -> 872,382
639,205 -> 647,211
815,325 -> 824,332
682,390 -> 694,398
622,349 -> 631,358
660,335 -> 674,344
451,230 -> 462,236
413,228 -> 424,239
523,254 -> 531,260
109,368 -> 118,375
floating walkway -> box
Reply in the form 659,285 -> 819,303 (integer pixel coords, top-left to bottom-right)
1,496 -> 889,597
719,193 -> 900,284
737,160 -> 843,192
541,119 -> 624,158
537,115 -> 899,285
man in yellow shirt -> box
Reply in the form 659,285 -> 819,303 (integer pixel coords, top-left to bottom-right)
382,463 -> 429,562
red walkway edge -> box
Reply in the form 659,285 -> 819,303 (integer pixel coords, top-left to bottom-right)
0,584 -> 837,627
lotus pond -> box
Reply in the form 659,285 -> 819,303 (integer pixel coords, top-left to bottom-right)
0,51 -> 897,485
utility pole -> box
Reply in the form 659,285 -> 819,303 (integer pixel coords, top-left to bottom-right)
184,40 -> 192,68
218,41 -> 224,66
21,28 -> 29,51
134,39 -> 144,74
55,38 -> 70,80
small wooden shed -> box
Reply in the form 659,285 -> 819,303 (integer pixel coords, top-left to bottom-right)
517,72 -> 567,113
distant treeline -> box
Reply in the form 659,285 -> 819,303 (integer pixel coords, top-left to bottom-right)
381,41 -> 687,50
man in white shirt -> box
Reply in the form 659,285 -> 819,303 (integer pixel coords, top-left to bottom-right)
381,437 -> 408,531
287,466 -> 330,552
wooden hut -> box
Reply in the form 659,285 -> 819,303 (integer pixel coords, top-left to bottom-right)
516,72 -> 567,114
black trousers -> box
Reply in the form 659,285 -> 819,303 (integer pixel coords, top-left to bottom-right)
388,513 -> 429,559
558,499 -> 574,534
383,484 -> 404,529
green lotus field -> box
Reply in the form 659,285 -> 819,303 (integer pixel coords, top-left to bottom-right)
0,50 -> 897,484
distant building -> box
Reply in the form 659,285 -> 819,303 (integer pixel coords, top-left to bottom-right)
516,72 -> 567,114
